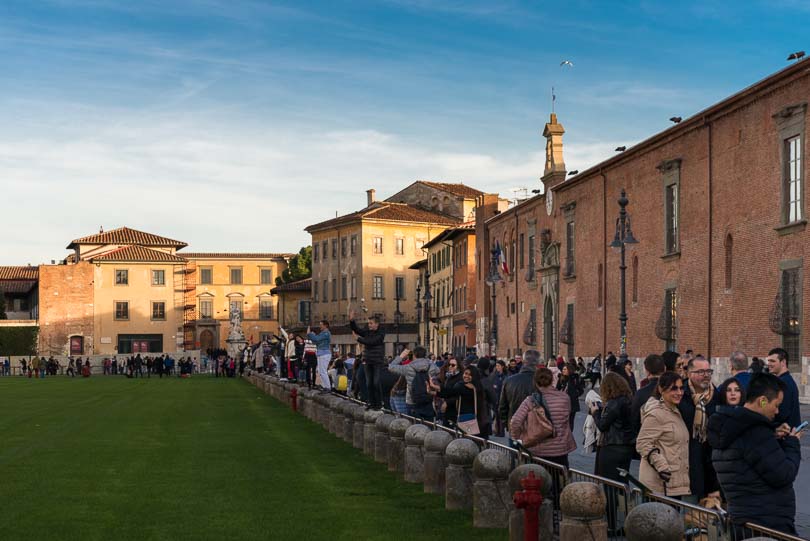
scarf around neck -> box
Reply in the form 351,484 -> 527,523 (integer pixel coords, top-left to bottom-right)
689,380 -> 714,443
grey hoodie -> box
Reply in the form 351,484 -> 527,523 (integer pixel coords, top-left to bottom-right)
388,355 -> 439,405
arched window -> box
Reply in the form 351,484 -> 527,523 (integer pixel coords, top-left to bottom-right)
632,255 -> 639,303
725,234 -> 733,290
598,263 -> 603,308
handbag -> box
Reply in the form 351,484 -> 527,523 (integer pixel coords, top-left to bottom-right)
456,390 -> 481,435
517,392 -> 554,447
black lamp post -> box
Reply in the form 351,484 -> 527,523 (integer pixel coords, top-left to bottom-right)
415,276 -> 422,346
609,189 -> 638,366
485,246 -> 503,357
423,266 -> 432,352
394,289 -> 402,353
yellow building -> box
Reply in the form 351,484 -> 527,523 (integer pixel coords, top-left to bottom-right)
183,253 -> 291,352
305,182 -> 487,355
270,278 -> 312,329
32,227 -> 290,356
422,228 -> 457,356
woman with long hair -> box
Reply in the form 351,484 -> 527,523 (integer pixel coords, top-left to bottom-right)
557,361 -> 582,430
431,365 -> 490,438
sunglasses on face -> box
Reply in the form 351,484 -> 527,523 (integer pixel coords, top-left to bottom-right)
449,363 -> 457,367
668,384 -> 685,391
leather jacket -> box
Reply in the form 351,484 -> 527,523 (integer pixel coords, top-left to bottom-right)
593,395 -> 636,446
498,368 -> 535,424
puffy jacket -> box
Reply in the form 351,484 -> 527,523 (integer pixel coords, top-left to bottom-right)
593,395 -> 636,446
350,320 -> 385,365
498,368 -> 535,424
307,330 -> 331,356
388,355 -> 438,405
678,382 -> 719,498
636,398 -> 691,497
510,387 -> 576,458
708,405 -> 801,535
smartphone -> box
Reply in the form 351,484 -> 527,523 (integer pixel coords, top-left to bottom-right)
795,420 -> 809,433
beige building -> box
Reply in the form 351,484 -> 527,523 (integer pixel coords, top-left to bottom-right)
13,227 -> 291,356
305,181 -> 488,355
422,229 -> 455,355
270,278 -> 312,330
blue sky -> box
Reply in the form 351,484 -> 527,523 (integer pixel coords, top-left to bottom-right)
0,0 -> 806,264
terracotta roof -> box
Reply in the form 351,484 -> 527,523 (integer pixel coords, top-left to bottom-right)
270,277 -> 312,294
89,246 -> 188,263
408,259 -> 428,270
0,266 -> 39,280
306,202 -> 459,232
181,253 -> 292,260
67,227 -> 188,249
416,181 -> 485,199
0,280 -> 37,294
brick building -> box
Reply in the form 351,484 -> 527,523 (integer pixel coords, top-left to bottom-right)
477,59 -> 810,401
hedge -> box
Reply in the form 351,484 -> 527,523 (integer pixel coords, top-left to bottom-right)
0,326 -> 39,356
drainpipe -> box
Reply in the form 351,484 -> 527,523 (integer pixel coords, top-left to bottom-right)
515,209 -> 520,355
601,169 -> 608,357
706,117 -> 713,360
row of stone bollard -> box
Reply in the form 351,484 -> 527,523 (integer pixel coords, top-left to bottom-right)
245,372 -> 724,541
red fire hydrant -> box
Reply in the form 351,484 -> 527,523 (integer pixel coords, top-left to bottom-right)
290,387 -> 298,412
513,470 -> 544,541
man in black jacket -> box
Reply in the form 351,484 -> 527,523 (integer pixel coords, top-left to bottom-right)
678,355 -> 719,501
708,373 -> 802,536
350,312 -> 386,409
631,354 -> 665,434
499,349 -> 540,431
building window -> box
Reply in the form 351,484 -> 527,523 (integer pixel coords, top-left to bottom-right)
351,276 -> 357,299
331,278 -> 337,301
298,300 -> 311,324
786,135 -> 803,223
199,267 -> 213,285
230,267 -> 243,285
261,268 -> 273,285
565,219 -> 575,277
724,235 -> 733,290
562,303 -> 575,360
632,256 -> 639,303
322,240 -> 328,259
115,301 -> 129,320
313,281 -> 319,303
519,233 -> 525,269
656,288 -> 678,352
770,266 -> 802,369
395,237 -> 404,256
332,239 -> 338,259
314,243 -> 319,262
341,238 -> 347,257
394,276 -> 405,300
372,275 -> 384,299
151,269 -> 165,286
350,235 -> 358,256
416,239 -> 425,255
200,299 -> 213,318
340,276 -> 347,300
151,301 -> 166,320
665,183 -> 679,253
322,280 -> 328,302
373,237 -> 383,254
598,263 -> 603,308
115,269 -> 128,285
259,299 -> 274,320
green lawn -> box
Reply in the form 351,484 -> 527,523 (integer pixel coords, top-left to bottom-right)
0,376 -> 504,541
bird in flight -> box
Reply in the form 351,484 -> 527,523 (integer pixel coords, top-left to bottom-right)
615,146 -> 627,152
560,60 -> 574,67
669,116 -> 682,123
787,51 -> 805,61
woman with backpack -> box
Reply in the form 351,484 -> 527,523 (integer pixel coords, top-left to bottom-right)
556,362 -> 582,431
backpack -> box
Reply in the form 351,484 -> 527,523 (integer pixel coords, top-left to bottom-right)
336,374 -> 348,392
410,369 -> 432,406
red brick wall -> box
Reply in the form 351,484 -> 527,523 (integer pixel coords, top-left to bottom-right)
38,262 -> 94,355
479,64 -> 810,367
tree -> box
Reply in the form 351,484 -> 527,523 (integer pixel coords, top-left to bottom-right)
275,246 -> 312,285
0,292 -> 6,320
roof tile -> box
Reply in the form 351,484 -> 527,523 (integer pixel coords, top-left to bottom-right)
67,227 -> 188,249
0,266 -> 39,280
306,202 -> 459,232
181,253 -> 292,259
90,246 -> 188,263
416,181 -> 484,199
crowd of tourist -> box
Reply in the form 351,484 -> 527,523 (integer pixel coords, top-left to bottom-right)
1,354 -> 199,378
262,312 -> 804,538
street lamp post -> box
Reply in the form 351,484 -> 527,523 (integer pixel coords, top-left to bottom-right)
415,277 -> 422,346
423,267 -> 432,353
394,291 -> 402,353
485,246 -> 503,358
609,189 -> 638,366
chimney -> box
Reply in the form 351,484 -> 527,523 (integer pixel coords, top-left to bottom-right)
541,113 -> 566,190
366,189 -> 376,206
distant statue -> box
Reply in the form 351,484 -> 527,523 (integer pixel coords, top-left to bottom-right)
228,307 -> 245,341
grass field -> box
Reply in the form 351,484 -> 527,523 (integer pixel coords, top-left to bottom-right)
0,376 -> 504,541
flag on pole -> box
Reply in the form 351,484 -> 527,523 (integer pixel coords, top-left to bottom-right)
496,241 -> 509,275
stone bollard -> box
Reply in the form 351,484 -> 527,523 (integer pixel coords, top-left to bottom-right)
363,410 -> 384,455
472,449 -> 513,528
508,464 -> 553,541
334,400 -> 347,439
624,502 -> 682,541
444,438 -> 480,511
327,397 -> 343,434
342,402 -> 356,444
404,425 -> 431,483
352,406 -> 366,449
295,385 -> 306,413
423,431 -> 454,494
387,418 -> 411,474
559,482 -> 608,541
374,414 -> 396,464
